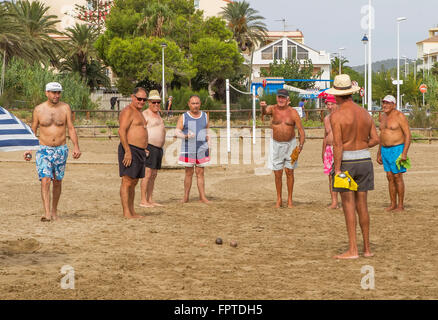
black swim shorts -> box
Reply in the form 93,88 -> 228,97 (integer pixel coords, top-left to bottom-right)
118,143 -> 146,179
145,144 -> 164,170
332,158 -> 374,192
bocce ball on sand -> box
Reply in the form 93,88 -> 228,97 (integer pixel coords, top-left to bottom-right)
230,240 -> 238,248
215,237 -> 223,245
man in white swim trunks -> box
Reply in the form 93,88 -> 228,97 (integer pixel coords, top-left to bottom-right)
327,74 -> 379,259
262,89 -> 305,208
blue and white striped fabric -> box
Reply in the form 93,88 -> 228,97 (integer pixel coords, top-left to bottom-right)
0,106 -> 39,152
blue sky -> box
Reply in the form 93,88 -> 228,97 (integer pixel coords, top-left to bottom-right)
248,0 -> 437,66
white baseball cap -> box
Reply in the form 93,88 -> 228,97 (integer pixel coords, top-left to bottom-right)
45,82 -> 63,92
382,95 -> 396,104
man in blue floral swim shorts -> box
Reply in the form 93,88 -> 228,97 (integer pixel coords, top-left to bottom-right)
24,82 -> 81,222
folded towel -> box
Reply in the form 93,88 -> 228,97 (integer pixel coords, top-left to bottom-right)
396,155 -> 411,170
290,146 -> 300,165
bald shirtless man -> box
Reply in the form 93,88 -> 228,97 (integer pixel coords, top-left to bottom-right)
24,82 -> 81,222
140,90 -> 166,208
262,89 -> 305,208
327,75 -> 379,259
118,87 -> 148,219
377,95 -> 411,212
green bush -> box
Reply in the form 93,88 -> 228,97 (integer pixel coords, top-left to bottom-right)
168,87 -> 222,111
0,57 -> 97,110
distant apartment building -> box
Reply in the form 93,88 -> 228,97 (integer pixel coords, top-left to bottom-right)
194,0 -> 232,18
417,26 -> 438,70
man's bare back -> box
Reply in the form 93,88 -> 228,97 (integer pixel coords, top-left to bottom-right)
142,109 -> 165,148
330,100 -> 377,151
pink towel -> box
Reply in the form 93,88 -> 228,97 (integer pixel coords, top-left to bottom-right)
323,145 -> 334,175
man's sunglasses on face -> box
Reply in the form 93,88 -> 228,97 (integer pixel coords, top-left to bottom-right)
150,101 -> 161,105
135,96 -> 147,102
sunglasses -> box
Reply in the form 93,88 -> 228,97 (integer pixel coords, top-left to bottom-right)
150,101 -> 161,105
134,95 -> 147,102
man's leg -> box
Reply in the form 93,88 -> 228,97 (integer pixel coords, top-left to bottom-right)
140,168 -> 161,207
195,166 -> 209,203
147,169 -> 161,206
120,176 -> 142,218
284,168 -> 294,208
385,172 -> 397,211
51,179 -> 62,220
335,191 -> 359,259
40,177 -> 51,220
274,169 -> 283,208
394,173 -> 405,211
328,175 -> 340,209
355,191 -> 373,257
182,167 -> 194,203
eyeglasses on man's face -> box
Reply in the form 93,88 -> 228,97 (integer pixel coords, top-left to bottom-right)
134,95 -> 147,102
150,101 -> 161,105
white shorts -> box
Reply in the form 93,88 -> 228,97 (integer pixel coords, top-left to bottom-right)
178,160 -> 209,168
268,137 -> 298,171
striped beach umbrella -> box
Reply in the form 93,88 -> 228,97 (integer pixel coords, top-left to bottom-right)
0,106 -> 39,152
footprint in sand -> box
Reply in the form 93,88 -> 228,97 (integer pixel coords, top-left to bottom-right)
0,238 -> 41,255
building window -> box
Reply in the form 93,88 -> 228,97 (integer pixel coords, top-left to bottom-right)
194,0 -> 200,9
287,45 -> 297,60
273,45 -> 282,60
261,46 -> 273,60
297,46 -> 309,60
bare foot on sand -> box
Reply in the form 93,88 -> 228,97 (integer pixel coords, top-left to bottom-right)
124,214 -> 145,219
181,198 -> 189,203
275,199 -> 282,208
328,203 -> 340,209
151,202 -> 164,207
393,206 -> 404,212
385,205 -> 396,212
334,251 -> 359,260
363,251 -> 374,258
139,202 -> 154,208
287,201 -> 294,208
199,198 -> 209,204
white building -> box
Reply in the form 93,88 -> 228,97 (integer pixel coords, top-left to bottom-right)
194,0 -> 232,18
417,26 -> 438,71
250,37 -> 331,90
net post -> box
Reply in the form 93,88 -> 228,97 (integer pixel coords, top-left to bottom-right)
226,79 -> 231,153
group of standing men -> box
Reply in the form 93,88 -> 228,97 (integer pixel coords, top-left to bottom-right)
24,75 -> 412,259
261,74 -> 411,259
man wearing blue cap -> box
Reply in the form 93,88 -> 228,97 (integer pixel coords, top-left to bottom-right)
377,95 -> 411,212
24,82 -> 81,222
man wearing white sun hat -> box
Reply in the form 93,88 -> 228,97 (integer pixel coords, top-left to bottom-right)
326,74 -> 380,260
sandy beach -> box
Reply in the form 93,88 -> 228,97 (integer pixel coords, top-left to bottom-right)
0,137 -> 437,299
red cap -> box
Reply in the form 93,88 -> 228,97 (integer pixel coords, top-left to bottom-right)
325,94 -> 336,104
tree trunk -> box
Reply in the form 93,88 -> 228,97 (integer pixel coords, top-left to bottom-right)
208,78 -> 217,98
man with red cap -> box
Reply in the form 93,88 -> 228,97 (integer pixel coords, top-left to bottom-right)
322,94 -> 340,209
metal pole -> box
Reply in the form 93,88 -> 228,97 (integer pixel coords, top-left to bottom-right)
364,42 -> 367,105
397,22 -> 400,111
0,49 -> 5,97
367,0 -> 372,112
339,50 -> 341,75
252,85 -> 256,145
226,79 -> 231,153
162,46 -> 165,107
414,60 -> 416,80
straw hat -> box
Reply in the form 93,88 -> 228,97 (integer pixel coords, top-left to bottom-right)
325,74 -> 360,96
148,90 -> 161,100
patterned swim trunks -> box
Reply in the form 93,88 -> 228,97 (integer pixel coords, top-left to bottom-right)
36,144 -> 69,181
323,145 -> 334,175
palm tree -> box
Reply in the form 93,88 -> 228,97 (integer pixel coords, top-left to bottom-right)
60,57 -> 110,90
330,56 -> 349,78
63,23 -> 99,81
221,1 -> 267,87
6,0 -> 63,66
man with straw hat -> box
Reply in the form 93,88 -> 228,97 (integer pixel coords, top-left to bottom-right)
326,74 -> 379,259
140,90 -> 166,208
